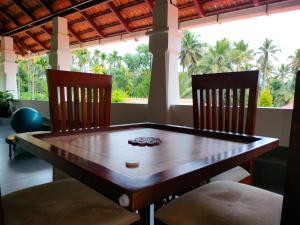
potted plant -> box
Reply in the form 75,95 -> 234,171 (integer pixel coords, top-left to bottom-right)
0,91 -> 13,117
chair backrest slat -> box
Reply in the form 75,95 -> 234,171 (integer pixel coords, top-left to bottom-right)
47,69 -> 112,133
232,88 -> 238,132
192,71 -> 259,134
281,71 -> 300,225
212,89 -> 217,130
218,88 -> 224,131
238,88 -> 246,133
205,89 -> 211,130
67,86 -> 73,131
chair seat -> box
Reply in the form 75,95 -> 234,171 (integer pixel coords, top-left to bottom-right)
155,181 -> 282,225
209,166 -> 250,182
3,179 -> 139,225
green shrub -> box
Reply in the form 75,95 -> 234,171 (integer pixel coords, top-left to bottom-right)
0,91 -> 13,107
258,89 -> 273,107
111,89 -> 128,103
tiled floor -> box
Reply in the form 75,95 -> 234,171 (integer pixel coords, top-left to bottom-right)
0,118 -> 52,195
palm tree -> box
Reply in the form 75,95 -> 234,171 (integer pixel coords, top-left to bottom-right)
72,49 -> 91,72
202,38 -> 232,73
179,31 -> 203,74
275,64 -> 290,82
256,38 -> 280,89
100,52 -> 107,68
107,50 -> 122,71
288,49 -> 300,75
91,49 -> 101,66
231,40 -> 254,71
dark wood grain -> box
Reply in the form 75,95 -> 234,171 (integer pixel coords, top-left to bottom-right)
238,88 -> 245,133
67,86 -> 73,130
47,69 -> 112,133
192,70 -> 259,134
15,123 -> 278,211
192,71 -> 259,183
281,70 -> 300,225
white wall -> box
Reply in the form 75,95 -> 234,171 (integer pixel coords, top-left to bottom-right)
13,100 -> 148,125
170,105 -> 292,147
13,100 -> 292,147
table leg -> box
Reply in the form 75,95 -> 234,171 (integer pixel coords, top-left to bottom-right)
139,205 -> 151,225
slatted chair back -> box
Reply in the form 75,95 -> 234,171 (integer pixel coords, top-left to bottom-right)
192,71 -> 259,135
47,69 -> 112,133
281,70 -> 300,225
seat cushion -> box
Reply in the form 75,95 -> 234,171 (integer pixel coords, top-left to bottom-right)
210,166 -> 250,182
155,181 -> 282,225
3,179 -> 139,225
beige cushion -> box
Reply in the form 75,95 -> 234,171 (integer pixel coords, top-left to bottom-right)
3,179 -> 139,225
210,166 -> 250,182
155,181 -> 282,225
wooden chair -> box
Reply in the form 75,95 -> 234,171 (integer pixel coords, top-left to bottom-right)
47,69 -> 112,133
192,71 -> 259,184
47,69 -> 112,179
0,179 -> 139,225
155,70 -> 300,225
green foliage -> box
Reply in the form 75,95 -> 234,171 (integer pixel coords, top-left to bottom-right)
133,70 -> 151,97
15,32 -> 296,108
269,79 -> 292,107
0,91 -> 13,107
17,55 -> 49,100
111,89 -> 128,103
179,72 -> 192,98
258,89 -> 273,107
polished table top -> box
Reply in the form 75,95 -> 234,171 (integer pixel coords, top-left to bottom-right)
16,123 -> 279,211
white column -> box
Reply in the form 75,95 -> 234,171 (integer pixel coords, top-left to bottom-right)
0,36 -> 18,98
48,17 -> 72,71
147,0 -> 182,124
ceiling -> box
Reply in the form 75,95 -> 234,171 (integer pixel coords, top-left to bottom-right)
0,0 -> 290,55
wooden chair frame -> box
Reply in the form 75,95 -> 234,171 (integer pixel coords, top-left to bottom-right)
280,70 -> 300,224
155,71 -> 300,225
47,69 -> 112,133
192,70 -> 259,134
192,71 -> 259,184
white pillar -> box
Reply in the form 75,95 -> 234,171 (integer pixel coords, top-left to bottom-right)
147,0 -> 182,124
48,17 -> 72,71
0,36 -> 18,98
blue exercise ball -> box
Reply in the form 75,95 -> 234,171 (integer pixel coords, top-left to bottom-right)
10,107 -> 43,133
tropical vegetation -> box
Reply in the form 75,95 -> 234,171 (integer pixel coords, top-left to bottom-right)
15,30 -> 300,107
178,30 -> 300,107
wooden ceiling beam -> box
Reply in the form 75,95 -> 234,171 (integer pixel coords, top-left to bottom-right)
25,31 -> 49,50
144,0 -> 154,13
38,0 -> 55,14
13,39 -> 25,55
0,6 -> 20,26
192,0 -> 205,17
14,36 -> 32,54
11,0 -> 35,20
2,0 -> 109,36
39,0 -> 82,43
68,25 -> 83,43
252,0 -> 260,6
79,11 -> 105,38
11,0 -> 51,37
0,6 -> 37,53
108,2 -> 132,33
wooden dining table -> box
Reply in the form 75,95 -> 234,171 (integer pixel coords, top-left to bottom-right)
15,123 -> 279,225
